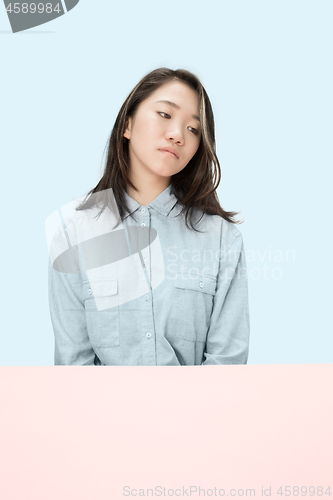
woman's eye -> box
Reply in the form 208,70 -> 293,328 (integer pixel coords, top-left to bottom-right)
158,112 -> 199,136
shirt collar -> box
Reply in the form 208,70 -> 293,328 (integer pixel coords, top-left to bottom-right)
123,184 -> 179,218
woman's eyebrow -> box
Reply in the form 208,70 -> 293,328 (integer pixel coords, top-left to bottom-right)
155,100 -> 200,122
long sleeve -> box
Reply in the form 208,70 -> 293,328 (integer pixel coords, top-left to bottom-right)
48,257 -> 96,365
202,226 -> 250,365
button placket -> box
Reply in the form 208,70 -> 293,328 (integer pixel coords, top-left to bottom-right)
138,206 -> 155,362
141,208 -> 152,276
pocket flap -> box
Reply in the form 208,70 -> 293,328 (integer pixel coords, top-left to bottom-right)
90,279 -> 118,298
174,274 -> 216,295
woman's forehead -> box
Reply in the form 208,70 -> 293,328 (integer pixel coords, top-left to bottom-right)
152,80 -> 197,98
146,81 -> 200,112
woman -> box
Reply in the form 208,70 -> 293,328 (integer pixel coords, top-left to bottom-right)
47,67 -> 250,366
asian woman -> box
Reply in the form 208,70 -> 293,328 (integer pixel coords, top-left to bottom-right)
47,67 -> 250,366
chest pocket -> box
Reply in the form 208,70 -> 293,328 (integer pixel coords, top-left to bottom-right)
174,274 -> 216,295
84,279 -> 120,348
170,273 -> 216,343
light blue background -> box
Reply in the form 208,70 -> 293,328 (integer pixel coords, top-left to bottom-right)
1,1 -> 332,365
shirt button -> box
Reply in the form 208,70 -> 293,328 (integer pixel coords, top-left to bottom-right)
88,288 -> 92,295
145,295 -> 148,301
199,282 -> 204,288
141,208 -> 145,213
146,332 -> 152,338
141,223 -> 145,227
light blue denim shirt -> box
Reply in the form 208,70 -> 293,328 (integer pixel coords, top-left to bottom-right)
47,184 -> 250,366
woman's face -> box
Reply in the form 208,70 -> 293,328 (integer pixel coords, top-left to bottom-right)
123,80 -> 202,184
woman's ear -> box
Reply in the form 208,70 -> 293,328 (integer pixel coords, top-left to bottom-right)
123,117 -> 132,140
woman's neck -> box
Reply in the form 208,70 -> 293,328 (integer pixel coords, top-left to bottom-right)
126,175 -> 171,207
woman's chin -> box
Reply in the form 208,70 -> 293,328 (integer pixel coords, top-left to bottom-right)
149,164 -> 183,179
149,168 -> 175,178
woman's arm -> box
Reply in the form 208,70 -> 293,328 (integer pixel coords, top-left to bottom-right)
202,224 -> 250,365
48,256 -> 96,366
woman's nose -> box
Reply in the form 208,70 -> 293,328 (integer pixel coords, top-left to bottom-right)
165,125 -> 184,144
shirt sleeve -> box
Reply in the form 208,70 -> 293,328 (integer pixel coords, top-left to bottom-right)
48,258 -> 97,365
202,223 -> 250,365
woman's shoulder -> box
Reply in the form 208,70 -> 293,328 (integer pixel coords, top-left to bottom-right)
202,212 -> 243,242
186,213 -> 242,257
47,194 -> 116,251
174,204 -> 242,240
61,194 -> 119,229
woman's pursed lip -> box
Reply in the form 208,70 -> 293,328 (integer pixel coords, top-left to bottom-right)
158,148 -> 179,158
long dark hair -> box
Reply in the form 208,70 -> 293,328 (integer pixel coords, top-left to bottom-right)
76,67 -> 242,230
